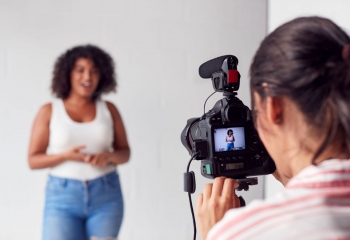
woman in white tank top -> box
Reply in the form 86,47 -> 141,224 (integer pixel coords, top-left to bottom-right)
28,45 -> 130,240
225,129 -> 235,151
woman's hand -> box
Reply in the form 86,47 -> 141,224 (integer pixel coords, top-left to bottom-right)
62,145 -> 86,162
196,177 -> 240,240
84,152 -> 112,168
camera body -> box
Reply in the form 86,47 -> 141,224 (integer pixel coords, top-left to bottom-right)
181,55 -> 276,179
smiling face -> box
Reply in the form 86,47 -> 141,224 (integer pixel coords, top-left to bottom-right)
70,58 -> 100,99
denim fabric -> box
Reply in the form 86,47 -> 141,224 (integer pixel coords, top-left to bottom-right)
42,172 -> 123,240
226,142 -> 234,151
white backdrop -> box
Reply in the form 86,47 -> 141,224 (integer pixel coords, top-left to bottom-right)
0,1 -> 267,239
265,0 -> 350,198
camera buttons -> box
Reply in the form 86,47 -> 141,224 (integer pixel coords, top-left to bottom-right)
205,164 -> 212,175
249,135 -> 260,150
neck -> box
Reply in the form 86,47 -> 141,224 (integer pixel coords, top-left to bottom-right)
278,140 -> 350,186
65,92 -> 94,106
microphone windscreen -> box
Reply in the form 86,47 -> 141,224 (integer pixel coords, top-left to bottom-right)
199,55 -> 234,79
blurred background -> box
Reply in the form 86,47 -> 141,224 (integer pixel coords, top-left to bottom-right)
0,0 -> 349,239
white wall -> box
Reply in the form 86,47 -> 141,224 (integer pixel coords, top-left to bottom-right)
0,1 -> 267,239
265,0 -> 350,198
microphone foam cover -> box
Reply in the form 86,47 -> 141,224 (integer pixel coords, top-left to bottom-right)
198,55 -> 236,79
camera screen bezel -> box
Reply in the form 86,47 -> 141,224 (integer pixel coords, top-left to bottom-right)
210,123 -> 254,159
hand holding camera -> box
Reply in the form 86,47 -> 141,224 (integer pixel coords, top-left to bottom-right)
196,177 -> 240,240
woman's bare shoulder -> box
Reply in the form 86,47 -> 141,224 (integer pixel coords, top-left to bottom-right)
35,103 -> 52,122
105,101 -> 122,122
105,101 -> 117,110
105,101 -> 120,117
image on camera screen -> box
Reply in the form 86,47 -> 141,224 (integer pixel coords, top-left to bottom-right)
214,127 -> 246,152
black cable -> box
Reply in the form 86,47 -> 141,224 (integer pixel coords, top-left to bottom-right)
203,90 -> 218,115
186,153 -> 196,177
188,192 -> 196,240
187,154 -> 197,240
188,90 -> 218,149
185,90 -> 217,240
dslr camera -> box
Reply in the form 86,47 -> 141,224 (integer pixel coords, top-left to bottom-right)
181,55 -> 275,184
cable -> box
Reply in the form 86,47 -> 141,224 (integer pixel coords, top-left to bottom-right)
188,90 -> 218,149
185,90 -> 217,240
187,153 -> 196,176
186,153 -> 197,240
204,90 -> 218,115
188,192 -> 196,240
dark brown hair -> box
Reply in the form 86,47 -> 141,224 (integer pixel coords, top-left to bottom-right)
51,44 -> 116,100
250,17 -> 350,162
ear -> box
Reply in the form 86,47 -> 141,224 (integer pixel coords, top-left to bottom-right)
265,96 -> 284,125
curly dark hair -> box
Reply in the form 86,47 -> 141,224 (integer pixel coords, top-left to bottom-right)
51,44 -> 117,100
227,129 -> 233,135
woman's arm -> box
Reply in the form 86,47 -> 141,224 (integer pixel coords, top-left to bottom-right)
86,102 -> 130,167
28,104 -> 86,169
106,101 -> 130,165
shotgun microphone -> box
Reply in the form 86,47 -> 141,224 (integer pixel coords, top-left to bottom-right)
198,55 -> 238,79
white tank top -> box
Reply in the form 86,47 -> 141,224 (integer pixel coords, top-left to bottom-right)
227,135 -> 233,141
48,98 -> 116,181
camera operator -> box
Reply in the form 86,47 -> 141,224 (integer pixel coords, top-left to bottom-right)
196,17 -> 350,240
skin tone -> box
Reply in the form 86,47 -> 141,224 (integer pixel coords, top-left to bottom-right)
28,58 -> 130,169
196,92 -> 350,240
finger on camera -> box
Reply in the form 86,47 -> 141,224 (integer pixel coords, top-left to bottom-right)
221,178 -> 235,198
203,183 -> 213,200
196,194 -> 204,218
212,177 -> 226,197
197,193 -> 204,206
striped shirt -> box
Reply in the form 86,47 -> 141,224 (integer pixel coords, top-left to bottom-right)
207,159 -> 350,240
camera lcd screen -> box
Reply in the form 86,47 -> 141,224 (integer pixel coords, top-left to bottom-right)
213,127 -> 246,152
226,162 -> 244,170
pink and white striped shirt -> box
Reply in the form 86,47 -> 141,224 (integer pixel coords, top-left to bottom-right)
207,159 -> 350,240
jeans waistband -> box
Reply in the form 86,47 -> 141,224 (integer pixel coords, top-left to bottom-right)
48,171 -> 118,187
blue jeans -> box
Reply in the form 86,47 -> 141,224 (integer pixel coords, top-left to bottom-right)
226,142 -> 234,151
43,172 -> 124,240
